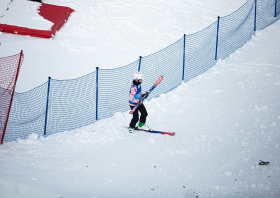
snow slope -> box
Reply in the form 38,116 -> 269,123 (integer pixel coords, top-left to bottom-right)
0,0 -> 247,92
0,19 -> 280,198
0,0 -> 53,30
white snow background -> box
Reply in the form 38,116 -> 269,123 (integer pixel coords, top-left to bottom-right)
0,0 -> 54,30
1,0 -> 280,197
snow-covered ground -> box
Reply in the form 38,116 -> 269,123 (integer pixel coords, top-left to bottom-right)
0,0 -> 247,92
1,0 -> 280,197
1,18 -> 280,198
0,0 -> 53,30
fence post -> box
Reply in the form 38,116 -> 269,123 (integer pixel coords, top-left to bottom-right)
275,0 -> 278,17
96,67 -> 99,121
138,56 -> 142,72
182,34 -> 186,81
44,76 -> 51,136
254,0 -> 257,31
1,50 -> 23,144
215,16 -> 220,60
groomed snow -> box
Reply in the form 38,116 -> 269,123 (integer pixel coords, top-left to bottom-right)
0,18 -> 280,198
0,0 -> 53,30
0,0 -> 13,16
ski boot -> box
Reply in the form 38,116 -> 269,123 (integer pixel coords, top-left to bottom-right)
138,122 -> 154,131
129,127 -> 134,133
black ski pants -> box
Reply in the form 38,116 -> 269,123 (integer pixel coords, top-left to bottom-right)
129,104 -> 148,128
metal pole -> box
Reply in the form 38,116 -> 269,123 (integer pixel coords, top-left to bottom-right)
215,16 -> 220,60
44,76 -> 51,136
138,56 -> 142,72
96,67 -> 99,121
254,0 -> 257,31
182,34 -> 186,81
275,0 -> 278,17
1,50 -> 23,144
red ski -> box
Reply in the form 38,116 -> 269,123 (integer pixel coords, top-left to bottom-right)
125,127 -> 175,136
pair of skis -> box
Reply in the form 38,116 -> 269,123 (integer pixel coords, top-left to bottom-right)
128,76 -> 175,136
125,127 -> 175,136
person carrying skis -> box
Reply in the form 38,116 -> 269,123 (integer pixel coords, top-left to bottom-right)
129,72 -> 153,133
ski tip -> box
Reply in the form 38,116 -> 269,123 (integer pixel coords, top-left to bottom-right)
163,132 -> 175,136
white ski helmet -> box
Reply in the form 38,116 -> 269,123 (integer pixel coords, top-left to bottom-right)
133,72 -> 144,80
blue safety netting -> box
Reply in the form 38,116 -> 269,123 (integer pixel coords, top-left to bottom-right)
3,0 -> 280,142
140,37 -> 184,100
257,0 -> 280,30
46,72 -> 97,136
217,0 -> 255,60
277,0 -> 280,17
98,60 -> 139,120
4,83 -> 48,141
184,22 -> 218,82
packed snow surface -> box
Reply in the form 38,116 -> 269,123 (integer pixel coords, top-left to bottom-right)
0,0 -> 53,30
1,18 -> 280,198
1,0 -> 280,197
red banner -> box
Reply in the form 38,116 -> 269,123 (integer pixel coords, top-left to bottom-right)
0,2 -> 74,38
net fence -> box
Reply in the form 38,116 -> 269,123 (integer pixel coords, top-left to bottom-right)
0,52 -> 23,143
257,0 -> 280,30
3,0 -> 280,142
277,0 -> 280,16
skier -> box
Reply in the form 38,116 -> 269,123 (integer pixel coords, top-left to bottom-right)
129,72 -> 153,133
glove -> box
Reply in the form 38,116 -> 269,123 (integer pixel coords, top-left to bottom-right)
142,91 -> 150,99
138,98 -> 143,105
